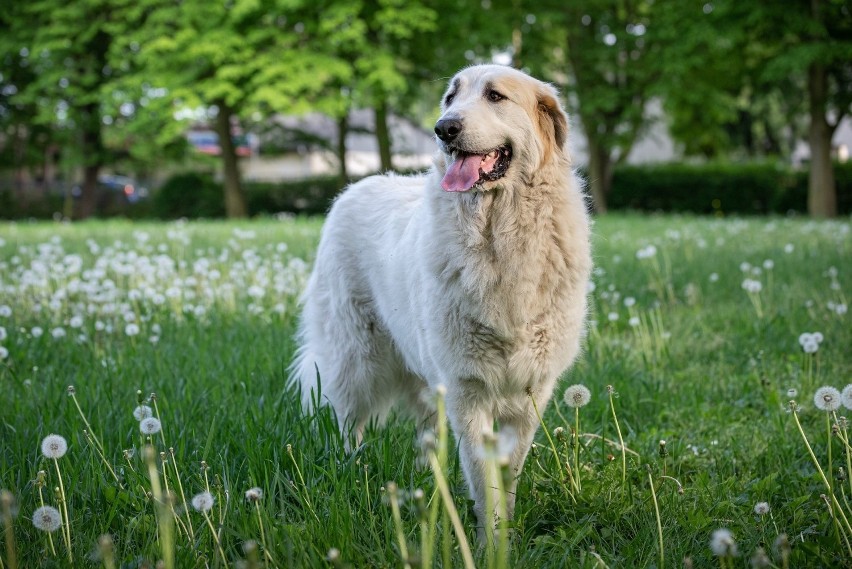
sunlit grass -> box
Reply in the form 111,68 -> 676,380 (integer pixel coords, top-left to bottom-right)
0,213 -> 850,568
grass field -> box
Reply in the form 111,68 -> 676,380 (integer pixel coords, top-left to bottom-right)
0,213 -> 850,568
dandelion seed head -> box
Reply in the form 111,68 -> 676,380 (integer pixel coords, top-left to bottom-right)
191,491 -> 214,512
710,528 -> 738,557
31,505 -> 62,532
787,388 -> 798,398
40,434 -> 68,459
0,346 -> 7,360
754,502 -> 770,515
814,386 -> 841,412
133,405 -> 153,421
751,547 -> 771,569
741,278 -> 762,293
245,487 -> 263,502
841,385 -> 852,410
139,417 -> 162,435
563,384 -> 591,408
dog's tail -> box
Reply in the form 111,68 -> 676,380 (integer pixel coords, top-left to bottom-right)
287,337 -> 325,414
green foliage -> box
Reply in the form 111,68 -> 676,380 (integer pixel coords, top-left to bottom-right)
609,161 -> 852,215
152,172 -> 226,219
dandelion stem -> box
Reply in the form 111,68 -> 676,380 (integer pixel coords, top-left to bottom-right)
574,407 -> 582,492
37,485 -> 56,557
82,430 -> 122,487
201,510 -> 229,568
169,448 -> 195,542
579,433 -> 640,456
528,394 -> 576,501
53,460 -> 72,564
286,446 -> 320,523
144,447 -> 174,569
68,391 -> 105,454
427,451 -> 476,569
254,501 -> 275,568
1,490 -> 17,569
646,467 -> 664,569
791,409 -> 852,553
386,483 -> 411,569
608,390 -> 627,484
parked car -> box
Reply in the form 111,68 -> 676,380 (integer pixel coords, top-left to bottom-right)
97,175 -> 149,204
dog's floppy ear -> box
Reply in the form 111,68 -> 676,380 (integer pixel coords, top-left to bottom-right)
537,85 -> 568,153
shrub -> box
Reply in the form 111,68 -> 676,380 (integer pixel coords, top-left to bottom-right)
609,161 -> 852,215
152,172 -> 225,219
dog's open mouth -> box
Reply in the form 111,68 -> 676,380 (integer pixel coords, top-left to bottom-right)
441,145 -> 512,192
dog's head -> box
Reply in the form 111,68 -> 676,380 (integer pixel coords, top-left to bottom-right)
435,65 -> 568,193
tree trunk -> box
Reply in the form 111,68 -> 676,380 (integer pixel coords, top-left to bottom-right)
374,97 -> 393,171
215,100 -> 248,218
586,137 -> 613,214
806,59 -> 837,218
336,113 -> 349,187
77,102 -> 103,219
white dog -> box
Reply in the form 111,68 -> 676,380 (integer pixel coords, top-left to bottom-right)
291,64 -> 592,539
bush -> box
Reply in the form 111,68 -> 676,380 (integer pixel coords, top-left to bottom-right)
609,161 -> 852,215
246,176 -> 345,216
152,172 -> 225,218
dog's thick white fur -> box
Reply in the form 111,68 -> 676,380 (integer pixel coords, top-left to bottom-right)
291,65 -> 591,538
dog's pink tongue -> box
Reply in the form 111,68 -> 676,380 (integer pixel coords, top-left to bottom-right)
441,154 -> 481,192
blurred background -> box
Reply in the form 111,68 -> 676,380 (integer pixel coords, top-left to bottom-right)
0,0 -> 850,220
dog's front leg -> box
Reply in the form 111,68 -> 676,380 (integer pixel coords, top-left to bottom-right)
445,392 -> 496,545
500,404 -> 541,521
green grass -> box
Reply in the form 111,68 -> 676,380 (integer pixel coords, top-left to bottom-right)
0,213 -> 850,568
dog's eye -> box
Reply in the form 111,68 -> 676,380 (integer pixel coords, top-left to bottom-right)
487,90 -> 506,102
444,93 -> 455,106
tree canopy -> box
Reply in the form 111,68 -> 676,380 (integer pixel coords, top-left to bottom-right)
0,0 -> 849,217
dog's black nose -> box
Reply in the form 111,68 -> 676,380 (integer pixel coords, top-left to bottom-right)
434,118 -> 463,143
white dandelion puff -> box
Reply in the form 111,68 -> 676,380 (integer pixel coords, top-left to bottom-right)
133,405 -> 153,421
41,434 -> 68,459
787,388 -> 798,398
741,279 -> 762,293
814,386 -> 841,412
125,323 -> 140,337
192,491 -> 214,512
140,417 -> 162,435
32,505 -> 62,532
563,384 -> 592,408
245,487 -> 263,502
0,346 -> 7,360
710,528 -> 738,557
842,385 -> 852,410
753,502 -> 770,515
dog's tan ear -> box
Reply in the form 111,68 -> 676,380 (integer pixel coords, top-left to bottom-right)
537,85 -> 568,153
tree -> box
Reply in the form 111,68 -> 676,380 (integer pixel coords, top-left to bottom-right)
515,0 -> 661,213
2,1 -> 124,218
659,0 -> 852,218
133,0 -> 352,217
